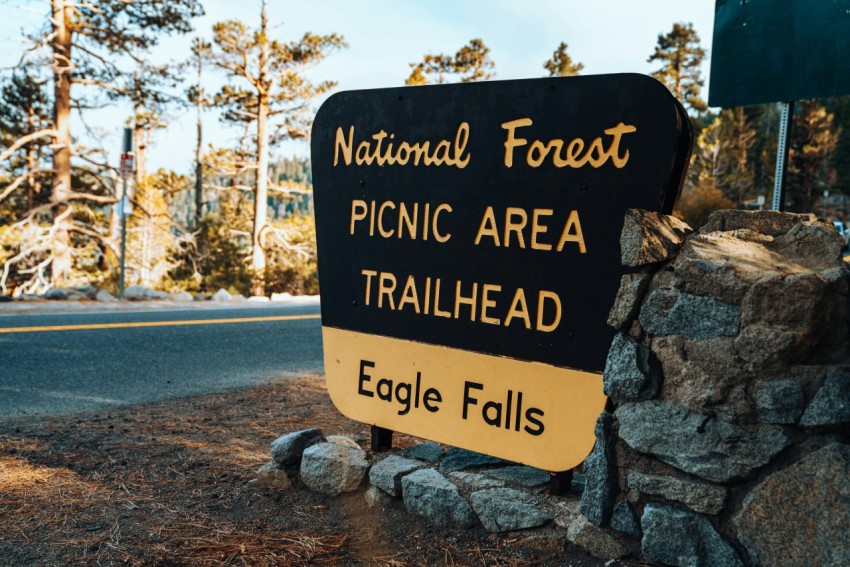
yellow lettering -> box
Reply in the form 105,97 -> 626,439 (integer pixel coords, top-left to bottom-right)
432,278 -> 451,318
556,210 -> 587,253
350,200 -> 368,235
361,269 -> 378,306
454,281 -> 478,321
504,289 -> 531,329
334,126 -> 354,166
378,201 -> 396,237
398,202 -> 418,239
432,203 -> 452,243
453,122 -> 471,169
501,118 -> 532,167
480,284 -> 502,325
378,272 -> 397,309
397,275 -> 421,313
504,207 -> 528,248
536,290 -> 562,332
531,209 -> 553,251
474,207 -> 500,247
604,122 -> 637,168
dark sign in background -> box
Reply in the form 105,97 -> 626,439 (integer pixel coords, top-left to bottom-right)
710,0 -> 850,107
312,74 -> 691,374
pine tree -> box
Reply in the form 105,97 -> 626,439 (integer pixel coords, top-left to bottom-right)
28,0 -> 204,287
0,69 -> 53,217
787,100 -> 841,212
544,42 -> 584,77
648,22 -> 707,115
690,108 -> 757,207
406,39 -> 495,85
208,0 -> 345,296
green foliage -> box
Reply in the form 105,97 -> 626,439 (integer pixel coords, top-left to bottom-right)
544,42 -> 584,77
165,212 -> 252,295
674,179 -> 734,229
648,22 -> 707,114
406,39 -> 495,85
689,107 -> 758,207
786,99 -> 841,212
264,214 -> 319,295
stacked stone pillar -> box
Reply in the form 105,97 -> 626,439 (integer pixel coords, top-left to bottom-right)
581,209 -> 850,566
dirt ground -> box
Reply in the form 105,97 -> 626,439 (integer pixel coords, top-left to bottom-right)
0,374 -> 619,566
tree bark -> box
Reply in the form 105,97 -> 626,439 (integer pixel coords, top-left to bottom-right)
194,43 -> 204,230
251,0 -> 270,297
51,0 -> 74,286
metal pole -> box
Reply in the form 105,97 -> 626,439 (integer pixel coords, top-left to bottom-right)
119,127 -> 132,300
119,173 -> 127,300
772,101 -> 794,211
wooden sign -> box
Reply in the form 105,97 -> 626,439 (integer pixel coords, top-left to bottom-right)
311,74 -> 691,471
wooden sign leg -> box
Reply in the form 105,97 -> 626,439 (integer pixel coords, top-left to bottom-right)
549,470 -> 574,496
371,425 -> 393,452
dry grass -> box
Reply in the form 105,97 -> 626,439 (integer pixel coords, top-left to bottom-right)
0,374 -> 611,566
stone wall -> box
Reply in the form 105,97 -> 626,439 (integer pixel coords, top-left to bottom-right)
584,209 -> 850,566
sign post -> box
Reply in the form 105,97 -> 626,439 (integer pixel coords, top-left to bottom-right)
311,75 -> 692,472
709,0 -> 850,212
119,128 -> 133,300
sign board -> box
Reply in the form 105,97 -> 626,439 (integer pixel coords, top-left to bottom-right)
709,0 -> 850,107
311,74 -> 692,471
119,152 -> 134,178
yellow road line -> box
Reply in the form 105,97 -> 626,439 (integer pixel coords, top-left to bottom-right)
0,314 -> 321,334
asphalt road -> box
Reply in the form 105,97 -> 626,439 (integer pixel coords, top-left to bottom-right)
0,304 -> 323,417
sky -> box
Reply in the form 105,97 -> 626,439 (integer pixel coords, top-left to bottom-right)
0,0 -> 716,174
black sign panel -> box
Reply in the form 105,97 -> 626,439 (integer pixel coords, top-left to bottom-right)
710,0 -> 850,107
312,74 -> 690,373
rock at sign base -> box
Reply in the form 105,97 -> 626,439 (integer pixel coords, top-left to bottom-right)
271,428 -> 323,466
401,468 -> 475,528
299,441 -> 368,496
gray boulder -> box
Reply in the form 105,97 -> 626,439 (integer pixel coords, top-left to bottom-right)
754,378 -> 805,424
255,461 -> 292,489
603,332 -> 661,402
438,448 -> 507,473
170,291 -> 194,302
734,442 -> 850,567
579,412 -> 618,526
211,288 -> 232,302
299,441 -> 368,496
641,503 -> 743,567
401,469 -> 475,528
368,455 -> 422,497
95,289 -> 118,302
627,472 -> 727,515
401,441 -> 444,463
481,465 -> 549,488
616,401 -> 789,482
800,370 -> 850,427
469,487 -> 552,532
124,285 -> 151,300
620,209 -> 692,267
639,289 -> 741,340
44,288 -> 69,300
608,272 -> 652,329
610,500 -> 641,539
446,471 -> 504,490
271,428 -> 323,466
567,515 -> 630,561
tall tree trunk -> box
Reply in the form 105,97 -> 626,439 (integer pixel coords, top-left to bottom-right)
194,43 -> 204,230
251,1 -> 270,297
51,0 -> 73,286
26,108 -> 38,210
133,67 -> 146,187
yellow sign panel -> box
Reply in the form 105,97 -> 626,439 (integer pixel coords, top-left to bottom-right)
323,327 -> 607,472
